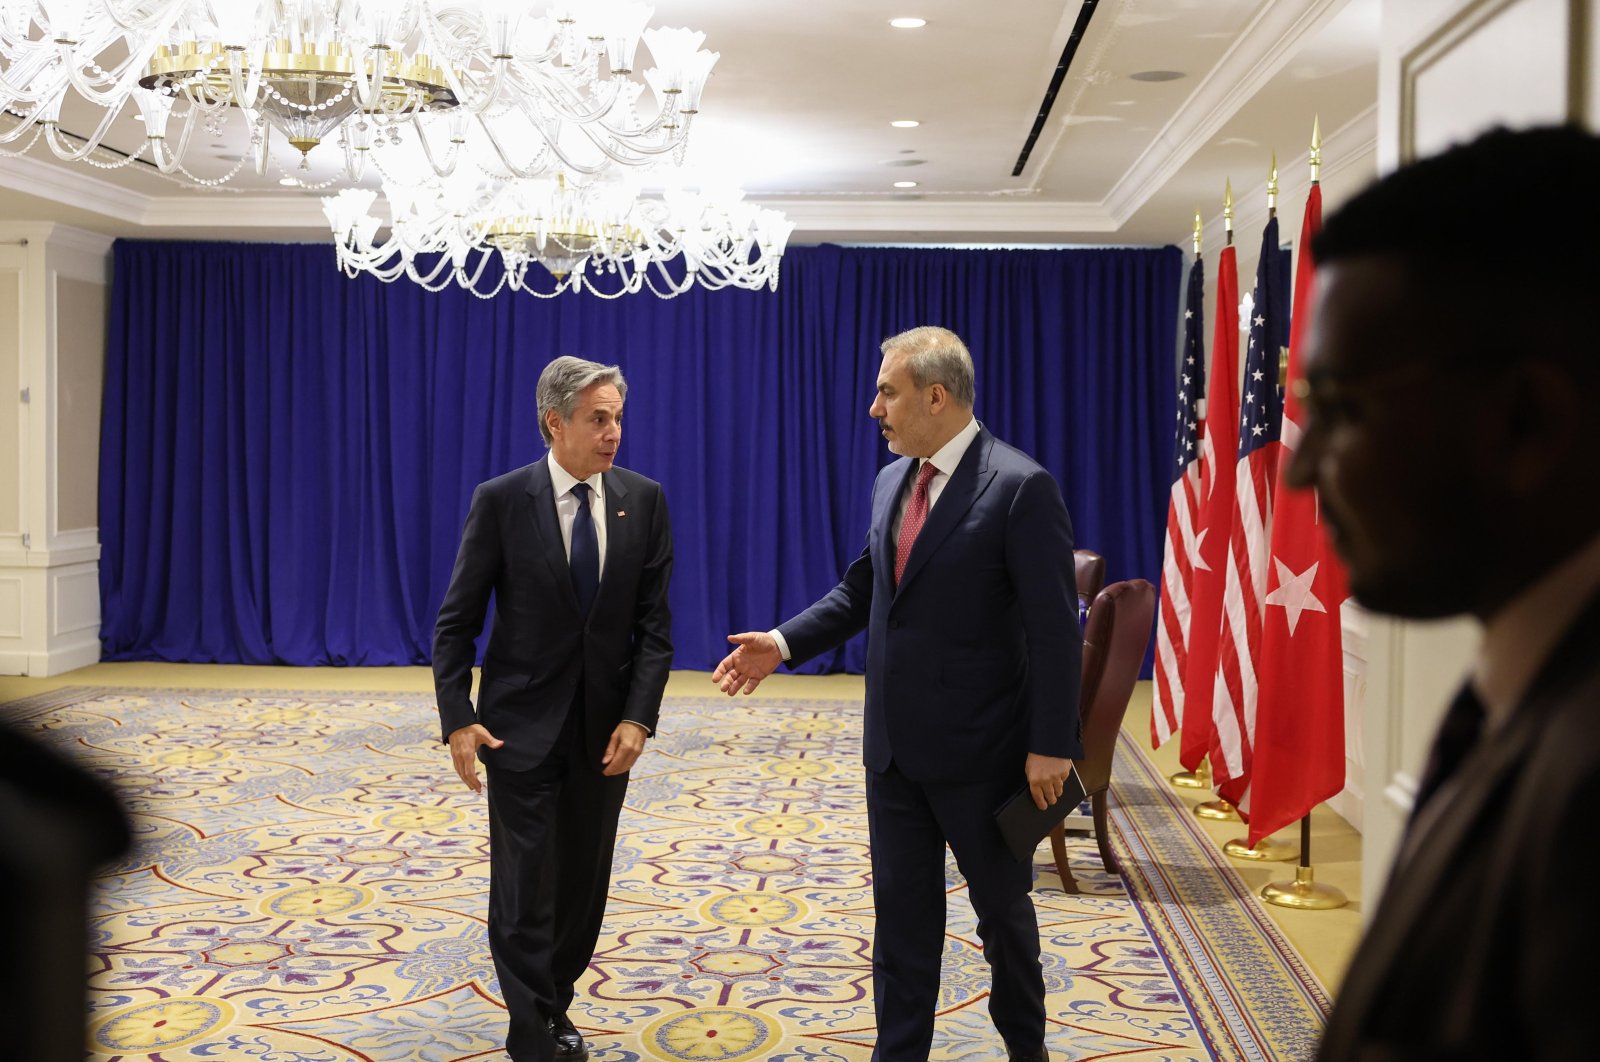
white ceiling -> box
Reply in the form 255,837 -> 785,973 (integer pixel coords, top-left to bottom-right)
0,0 -> 1380,247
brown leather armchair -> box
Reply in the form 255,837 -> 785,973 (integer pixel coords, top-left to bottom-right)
1047,578 -> 1157,894
1073,549 -> 1106,618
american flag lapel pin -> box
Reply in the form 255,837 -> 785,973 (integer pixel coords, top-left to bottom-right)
617,510 -> 626,517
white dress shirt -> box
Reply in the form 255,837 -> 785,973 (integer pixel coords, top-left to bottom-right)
547,456 -> 607,577
1472,530 -> 1600,732
771,417 -> 981,661
549,455 -> 651,739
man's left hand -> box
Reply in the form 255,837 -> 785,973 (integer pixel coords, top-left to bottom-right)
602,722 -> 648,776
1025,753 -> 1075,811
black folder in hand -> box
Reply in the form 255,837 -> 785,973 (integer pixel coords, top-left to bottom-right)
993,766 -> 1088,863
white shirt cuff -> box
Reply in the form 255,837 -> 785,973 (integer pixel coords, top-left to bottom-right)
769,628 -> 792,662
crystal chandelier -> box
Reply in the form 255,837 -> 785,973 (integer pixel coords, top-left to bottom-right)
0,1 -> 717,184
321,166 -> 795,298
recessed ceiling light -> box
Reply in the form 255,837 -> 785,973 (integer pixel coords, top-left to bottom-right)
891,119 -> 919,128
129,112 -> 144,121
278,176 -> 298,187
893,180 -> 918,188
889,17 -> 927,29
1129,69 -> 1187,82
885,158 -> 925,167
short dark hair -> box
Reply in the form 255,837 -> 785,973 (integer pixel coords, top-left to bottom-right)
1314,125 -> 1600,374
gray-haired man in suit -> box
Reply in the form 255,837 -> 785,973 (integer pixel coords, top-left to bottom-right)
434,356 -> 673,1062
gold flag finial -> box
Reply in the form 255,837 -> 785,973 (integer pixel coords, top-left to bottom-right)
1309,115 -> 1322,184
1192,210 -> 1203,255
1223,179 -> 1234,242
1267,151 -> 1279,216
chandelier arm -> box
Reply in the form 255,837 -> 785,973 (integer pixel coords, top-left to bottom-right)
506,64 -> 622,127
148,100 -> 204,174
410,112 -> 460,178
104,0 -> 188,34
0,101 -> 52,145
60,0 -> 189,105
39,102 -> 126,162
460,61 -> 512,116
641,261 -> 696,299
225,46 -> 264,113
467,108 -> 607,179
0,123 -> 44,154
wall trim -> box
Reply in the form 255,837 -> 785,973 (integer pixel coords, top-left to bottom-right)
0,636 -> 101,677
1105,0 -> 1359,225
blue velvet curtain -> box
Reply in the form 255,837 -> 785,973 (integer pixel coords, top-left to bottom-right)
100,241 -> 1182,672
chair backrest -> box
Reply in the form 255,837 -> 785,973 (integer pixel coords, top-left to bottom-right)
1074,578 -> 1157,796
1073,550 -> 1106,613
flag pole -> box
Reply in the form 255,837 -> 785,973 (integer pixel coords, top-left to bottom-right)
1257,117 -> 1348,905
1192,175 -> 1247,825
1173,190 -> 1228,794
1223,156 -> 1295,853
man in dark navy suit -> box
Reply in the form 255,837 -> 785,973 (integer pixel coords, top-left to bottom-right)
434,356 -> 673,1062
714,325 -> 1082,1062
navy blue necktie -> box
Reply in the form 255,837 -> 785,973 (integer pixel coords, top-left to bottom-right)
1410,684 -> 1485,820
569,482 -> 599,616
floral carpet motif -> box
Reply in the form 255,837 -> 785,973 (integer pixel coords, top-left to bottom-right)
2,687 -> 1327,1061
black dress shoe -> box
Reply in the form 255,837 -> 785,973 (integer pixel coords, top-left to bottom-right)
549,1015 -> 588,1060
1007,1047 -> 1048,1062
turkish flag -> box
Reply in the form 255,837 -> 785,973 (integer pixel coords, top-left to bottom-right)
1242,184 -> 1350,846
1178,243 -> 1240,773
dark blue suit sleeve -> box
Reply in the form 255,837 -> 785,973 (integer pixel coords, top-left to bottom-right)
624,487 -> 674,733
1007,470 -> 1083,759
433,484 -> 498,742
777,537 -> 875,667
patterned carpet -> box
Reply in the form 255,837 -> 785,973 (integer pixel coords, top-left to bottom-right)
2,687 -> 1328,1061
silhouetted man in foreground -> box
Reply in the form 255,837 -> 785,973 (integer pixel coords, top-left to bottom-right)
1293,126 -> 1600,1061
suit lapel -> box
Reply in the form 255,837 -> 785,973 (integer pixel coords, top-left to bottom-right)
591,471 -> 634,618
896,430 -> 996,594
1329,593 -> 1600,1045
525,458 -> 581,615
873,460 -> 916,593
1331,706 -> 1541,1037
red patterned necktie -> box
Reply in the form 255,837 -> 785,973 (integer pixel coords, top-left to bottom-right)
894,461 -> 939,586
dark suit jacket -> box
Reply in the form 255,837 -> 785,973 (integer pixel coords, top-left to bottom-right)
1317,594 -> 1600,1061
433,458 -> 673,772
779,427 -> 1082,783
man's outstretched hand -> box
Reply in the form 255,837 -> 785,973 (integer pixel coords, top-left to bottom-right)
712,632 -> 783,695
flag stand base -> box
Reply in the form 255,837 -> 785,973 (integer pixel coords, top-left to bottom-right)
1224,836 -> 1299,862
1170,768 -> 1209,789
1262,865 -> 1348,910
1194,799 -> 1238,821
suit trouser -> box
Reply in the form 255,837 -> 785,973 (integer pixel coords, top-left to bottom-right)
485,706 -> 629,1062
867,762 -> 1046,1061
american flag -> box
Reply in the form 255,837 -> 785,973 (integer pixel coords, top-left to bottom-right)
1152,255 -> 1207,747
1211,216 -> 1287,807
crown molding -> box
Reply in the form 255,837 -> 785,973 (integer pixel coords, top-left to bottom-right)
769,197 -> 1120,237
1102,0 -> 1358,227
3,148 -> 1123,241
0,150 -> 154,220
